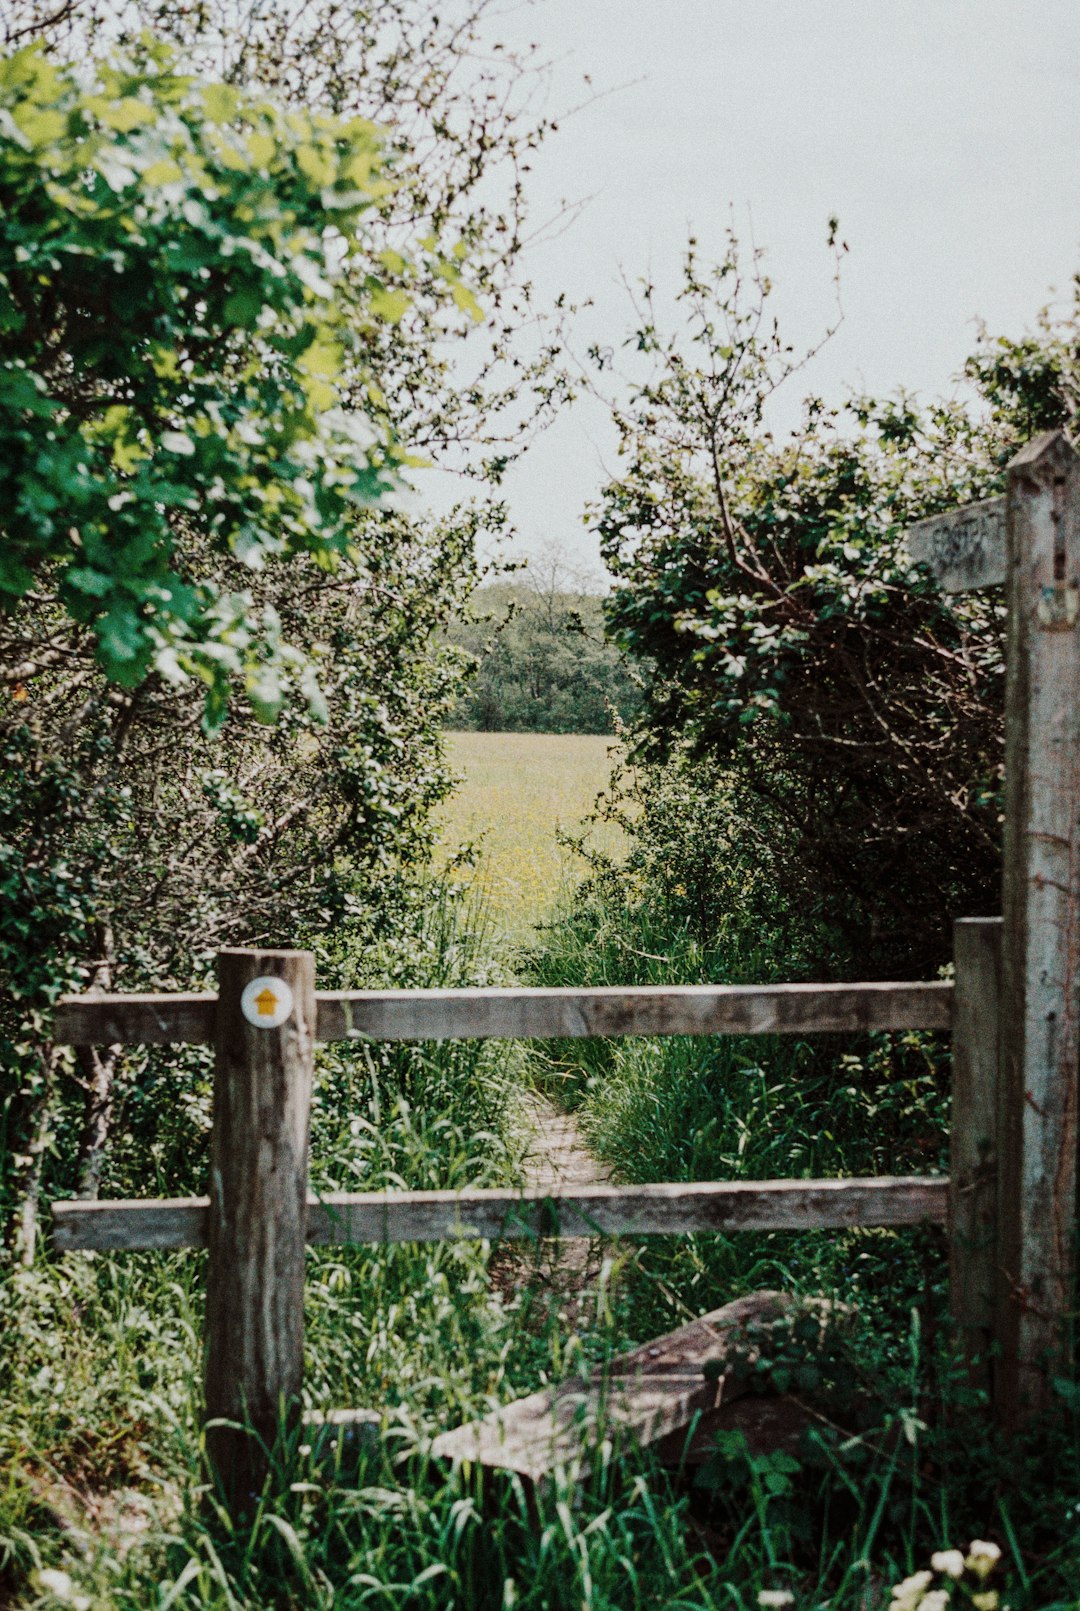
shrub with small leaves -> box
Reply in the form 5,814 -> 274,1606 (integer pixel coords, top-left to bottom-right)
595,232 -> 1080,974
0,39 -> 477,725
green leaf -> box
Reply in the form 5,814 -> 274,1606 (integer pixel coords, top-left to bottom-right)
203,82 -> 238,122
450,281 -> 483,323
66,567 -> 113,599
246,663 -> 283,724
160,431 -> 195,456
223,287 -> 264,327
369,286 -> 410,324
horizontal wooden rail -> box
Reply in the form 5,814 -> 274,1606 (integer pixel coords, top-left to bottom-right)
55,991 -> 217,1045
52,1175 -> 947,1252
52,980 -> 954,1047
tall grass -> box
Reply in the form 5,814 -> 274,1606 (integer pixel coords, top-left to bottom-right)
522,861 -> 953,1396
0,875 -> 746,1611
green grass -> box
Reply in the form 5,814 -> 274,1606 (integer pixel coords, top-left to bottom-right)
0,876 -> 750,1611
436,731 -> 628,938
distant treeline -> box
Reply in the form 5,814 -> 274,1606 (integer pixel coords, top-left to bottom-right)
447,569 -> 638,735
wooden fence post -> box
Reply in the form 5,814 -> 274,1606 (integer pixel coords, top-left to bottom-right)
203,948 -> 315,1510
949,917 -> 1002,1382
995,430 -> 1080,1426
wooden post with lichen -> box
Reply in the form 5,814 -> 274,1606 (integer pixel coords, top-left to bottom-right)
994,431 -> 1080,1425
203,948 -> 315,1511
949,917 -> 1002,1383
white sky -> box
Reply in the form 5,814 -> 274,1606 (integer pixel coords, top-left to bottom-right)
420,0 -> 1080,579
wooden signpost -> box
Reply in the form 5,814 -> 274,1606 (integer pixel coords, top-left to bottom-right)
907,495 -> 1006,593
907,430 -> 1080,1424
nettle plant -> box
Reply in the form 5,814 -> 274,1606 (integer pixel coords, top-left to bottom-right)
0,39 -> 480,725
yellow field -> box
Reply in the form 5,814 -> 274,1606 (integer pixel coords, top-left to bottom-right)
437,731 -> 627,936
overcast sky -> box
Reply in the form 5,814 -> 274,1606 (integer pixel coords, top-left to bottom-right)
421,0 -> 1080,579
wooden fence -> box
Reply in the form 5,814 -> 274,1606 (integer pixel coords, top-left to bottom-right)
49,937 -> 994,1506
46,430 -> 1080,1503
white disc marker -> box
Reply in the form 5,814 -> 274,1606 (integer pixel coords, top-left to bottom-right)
240,975 -> 295,1030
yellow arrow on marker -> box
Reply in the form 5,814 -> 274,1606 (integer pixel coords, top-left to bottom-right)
254,987 -> 279,1018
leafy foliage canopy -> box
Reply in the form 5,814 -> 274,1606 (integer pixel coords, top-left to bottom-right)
594,238 -> 1079,971
0,40 -> 477,722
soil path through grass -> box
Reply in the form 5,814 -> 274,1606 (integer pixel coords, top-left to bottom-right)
509,1093 -> 611,1325
520,1091 -> 610,1194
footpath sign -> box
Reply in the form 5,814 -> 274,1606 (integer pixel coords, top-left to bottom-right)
906,431 -> 1080,1425
907,496 -> 1006,593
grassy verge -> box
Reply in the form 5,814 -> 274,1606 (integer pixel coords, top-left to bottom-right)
7,821 -> 1080,1606
435,731 -> 628,941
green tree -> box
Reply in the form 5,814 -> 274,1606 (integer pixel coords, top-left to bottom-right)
0,11 -> 566,1259
448,547 -> 639,734
593,234 -> 1078,973
0,40 -> 463,719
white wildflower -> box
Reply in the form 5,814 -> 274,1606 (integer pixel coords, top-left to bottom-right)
920,1593 -> 950,1611
891,1570 -> 934,1610
930,1550 -> 966,1579
966,1541 -> 1002,1581
758,1594 -> 795,1609
970,1595 -> 999,1611
36,1571 -> 75,1597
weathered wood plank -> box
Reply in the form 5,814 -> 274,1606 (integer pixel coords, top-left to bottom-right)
316,981 -> 952,1040
52,1175 -> 947,1251
52,1196 -> 210,1249
54,993 -> 216,1045
53,981 -> 953,1046
906,496 -> 1006,592
430,1291 -> 787,1483
949,917 -> 1002,1379
996,430 -> 1080,1425
203,949 -> 316,1511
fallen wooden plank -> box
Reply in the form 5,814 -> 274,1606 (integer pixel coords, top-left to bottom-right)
51,1175 -> 947,1252
652,1387 -> 817,1471
52,979 -> 954,1046
430,1291 -> 787,1483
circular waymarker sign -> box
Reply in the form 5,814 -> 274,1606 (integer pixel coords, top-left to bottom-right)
240,975 -> 295,1030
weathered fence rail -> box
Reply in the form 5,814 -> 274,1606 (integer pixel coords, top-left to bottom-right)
52,978 -> 952,1046
52,1174 -> 949,1253
49,950 -> 957,1508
